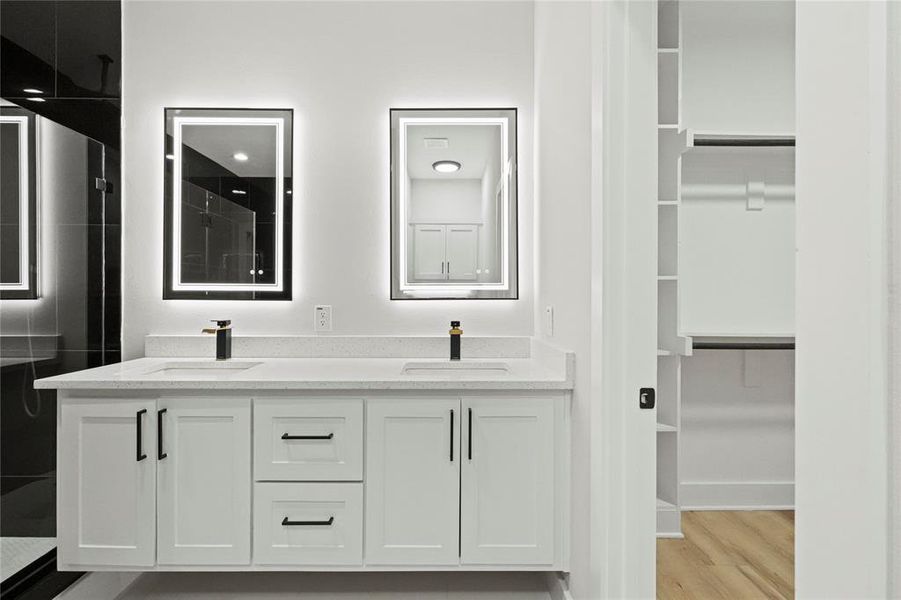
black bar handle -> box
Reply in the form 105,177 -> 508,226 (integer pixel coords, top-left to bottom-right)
281,516 -> 334,526
158,408 -> 168,460
281,432 -> 334,440
136,409 -> 147,462
450,409 -> 454,462
468,407 -> 473,461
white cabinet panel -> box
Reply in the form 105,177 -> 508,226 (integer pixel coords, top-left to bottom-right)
366,399 -> 460,565
254,399 -> 363,481
254,483 -> 363,566
412,225 -> 447,281
58,398 -> 156,567
446,225 -> 478,281
157,397 -> 251,565
461,397 -> 555,565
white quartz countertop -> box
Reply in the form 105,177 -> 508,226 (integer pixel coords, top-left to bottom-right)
34,355 -> 573,391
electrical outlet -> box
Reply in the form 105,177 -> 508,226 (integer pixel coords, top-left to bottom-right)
545,306 -> 555,337
314,305 -> 332,332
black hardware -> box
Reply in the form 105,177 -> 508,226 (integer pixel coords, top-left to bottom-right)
639,388 -> 655,409
467,408 -> 473,460
450,409 -> 454,462
204,320 -> 232,360
94,177 -> 113,193
281,432 -> 334,440
281,516 -> 334,526
136,409 -> 147,461
158,408 -> 168,460
693,341 -> 795,350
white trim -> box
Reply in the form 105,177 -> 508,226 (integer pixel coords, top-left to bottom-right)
397,116 -> 510,292
171,116 -> 284,292
0,115 -> 31,291
680,481 -> 794,511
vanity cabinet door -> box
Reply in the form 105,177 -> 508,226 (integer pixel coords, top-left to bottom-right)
461,397 -> 555,565
412,225 -> 447,281
58,398 -> 157,568
365,398 -> 460,565
157,397 -> 251,565
445,225 -> 478,281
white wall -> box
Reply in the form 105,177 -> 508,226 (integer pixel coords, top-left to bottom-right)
681,1 -> 795,134
891,1 -> 901,593
0,117 -> 89,352
121,0 -> 534,358
533,2 -> 592,597
796,2 -> 891,597
681,350 -> 794,509
409,179 -> 482,223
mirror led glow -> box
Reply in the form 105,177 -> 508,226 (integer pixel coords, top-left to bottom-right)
0,115 -> 31,292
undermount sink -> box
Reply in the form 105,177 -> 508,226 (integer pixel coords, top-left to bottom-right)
144,361 -> 262,379
401,361 -> 510,376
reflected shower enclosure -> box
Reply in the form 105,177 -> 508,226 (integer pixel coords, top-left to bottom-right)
163,108 -> 293,300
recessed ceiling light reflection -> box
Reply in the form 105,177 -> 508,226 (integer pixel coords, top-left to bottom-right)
165,154 -> 175,160
25,98 -> 45,103
231,189 -> 247,195
233,152 -> 249,161
23,88 -> 44,94
432,160 -> 461,173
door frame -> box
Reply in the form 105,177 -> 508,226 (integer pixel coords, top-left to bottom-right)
590,2 -> 658,598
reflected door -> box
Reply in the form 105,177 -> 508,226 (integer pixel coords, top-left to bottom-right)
446,225 -> 478,281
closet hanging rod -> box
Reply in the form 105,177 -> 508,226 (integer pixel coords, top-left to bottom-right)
693,341 -> 795,350
692,137 -> 795,148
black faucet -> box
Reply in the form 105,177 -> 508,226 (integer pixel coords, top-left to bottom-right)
202,320 -> 232,360
449,321 -> 462,360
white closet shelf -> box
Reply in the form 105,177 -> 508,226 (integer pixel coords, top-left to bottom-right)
658,200 -> 679,207
657,275 -> 678,281
657,349 -> 674,356
684,130 -> 795,149
657,47 -> 679,54
657,423 -> 678,433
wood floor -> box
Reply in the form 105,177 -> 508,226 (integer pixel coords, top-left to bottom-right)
657,511 -> 794,600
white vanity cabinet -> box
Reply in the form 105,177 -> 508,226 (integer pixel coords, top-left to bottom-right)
365,398 -> 460,565
56,390 -> 569,572
461,397 -> 556,565
156,397 -> 251,565
58,398 -> 157,567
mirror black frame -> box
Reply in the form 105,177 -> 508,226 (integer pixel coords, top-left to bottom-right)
163,107 -> 293,300
0,106 -> 39,300
389,107 -> 519,300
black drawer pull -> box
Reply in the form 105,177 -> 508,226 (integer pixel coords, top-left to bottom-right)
449,409 -> 454,462
136,409 -> 147,462
468,408 -> 473,460
158,408 -> 168,460
281,516 -> 334,526
281,432 -> 334,440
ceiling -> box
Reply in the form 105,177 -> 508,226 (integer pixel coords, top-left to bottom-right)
182,124 -> 277,178
405,124 -> 501,180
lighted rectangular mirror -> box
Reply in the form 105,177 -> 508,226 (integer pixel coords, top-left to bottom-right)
390,108 -> 517,300
1,106 -> 38,299
164,108 -> 292,300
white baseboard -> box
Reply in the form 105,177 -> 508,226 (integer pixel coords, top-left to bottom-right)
546,572 -> 574,600
54,572 -> 141,600
680,481 -> 794,510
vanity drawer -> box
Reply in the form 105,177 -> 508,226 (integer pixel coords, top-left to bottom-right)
253,483 -> 363,566
254,399 -> 363,481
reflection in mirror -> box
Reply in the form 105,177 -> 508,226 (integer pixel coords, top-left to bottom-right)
0,107 -> 38,299
390,109 -> 517,300
164,108 -> 292,299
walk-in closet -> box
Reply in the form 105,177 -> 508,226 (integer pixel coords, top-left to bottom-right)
656,2 -> 796,597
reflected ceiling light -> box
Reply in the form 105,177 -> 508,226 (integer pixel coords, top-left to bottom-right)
25,97 -> 45,103
23,88 -> 44,94
231,189 -> 247,195
286,190 -> 292,195
165,154 -> 175,160
432,160 -> 461,173
233,152 -> 249,161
